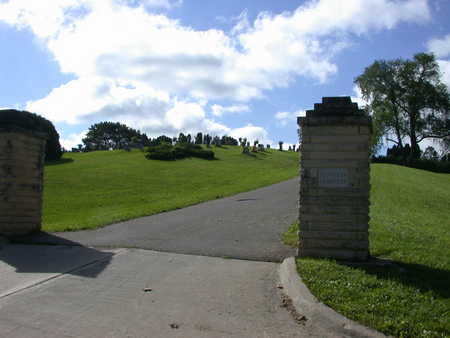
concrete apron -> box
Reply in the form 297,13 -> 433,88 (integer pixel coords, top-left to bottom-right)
0,245 -> 334,338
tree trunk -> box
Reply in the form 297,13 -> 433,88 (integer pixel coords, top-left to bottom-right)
408,111 -> 420,162
394,118 -> 404,149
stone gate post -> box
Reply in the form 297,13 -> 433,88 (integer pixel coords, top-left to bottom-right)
0,127 -> 47,236
297,97 -> 371,261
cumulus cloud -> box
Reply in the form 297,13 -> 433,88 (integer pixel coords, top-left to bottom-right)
437,60 -> 450,88
229,124 -> 272,145
275,110 -> 305,126
0,0 -> 431,140
427,34 -> 450,89
119,0 -> 183,10
26,76 -> 171,123
351,85 -> 369,109
26,76 -> 230,138
1,0 -> 430,101
428,34 -> 450,58
211,104 -> 250,117
231,9 -> 251,35
60,130 -> 87,150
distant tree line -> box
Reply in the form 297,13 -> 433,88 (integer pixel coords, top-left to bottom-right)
80,122 -> 241,151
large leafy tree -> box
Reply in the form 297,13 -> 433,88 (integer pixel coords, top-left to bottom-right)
82,121 -> 147,150
355,53 -> 450,160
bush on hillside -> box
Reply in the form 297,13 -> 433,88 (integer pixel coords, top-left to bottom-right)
145,143 -> 214,161
371,156 -> 450,173
0,109 -> 63,161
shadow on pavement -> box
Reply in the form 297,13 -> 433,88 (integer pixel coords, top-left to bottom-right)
8,231 -> 82,246
1,232 -> 114,279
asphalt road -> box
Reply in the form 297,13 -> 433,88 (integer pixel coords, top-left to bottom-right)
20,177 -> 299,262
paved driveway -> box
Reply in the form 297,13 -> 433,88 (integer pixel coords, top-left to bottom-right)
20,177 -> 299,262
0,248 -> 331,338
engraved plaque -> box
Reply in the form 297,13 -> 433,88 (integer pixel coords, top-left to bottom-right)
318,168 -> 349,188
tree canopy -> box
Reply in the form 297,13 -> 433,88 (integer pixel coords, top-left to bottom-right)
82,122 -> 149,150
355,52 -> 450,160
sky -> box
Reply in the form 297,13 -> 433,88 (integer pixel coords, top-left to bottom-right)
1,0 -> 450,151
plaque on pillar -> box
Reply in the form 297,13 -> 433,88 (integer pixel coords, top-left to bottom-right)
298,97 -> 372,261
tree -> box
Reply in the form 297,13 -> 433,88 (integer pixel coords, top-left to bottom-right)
150,135 -> 172,146
422,146 -> 439,160
278,141 -> 283,151
212,136 -> 222,147
177,133 -> 188,144
221,135 -> 238,146
0,109 -> 62,161
195,132 -> 203,144
204,134 -> 212,147
82,122 -> 146,150
355,53 -> 450,161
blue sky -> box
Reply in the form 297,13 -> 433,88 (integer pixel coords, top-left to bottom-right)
1,0 -> 450,150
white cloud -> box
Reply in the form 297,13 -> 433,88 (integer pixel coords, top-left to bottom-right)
26,76 -> 171,124
122,0 -> 183,10
211,104 -> 250,117
275,110 -> 305,126
428,34 -> 450,58
229,124 -> 272,145
351,85 -> 369,109
0,0 -> 430,102
231,9 -> 250,35
437,60 -> 450,88
26,76 -> 230,138
60,130 -> 87,150
0,0 -> 431,141
0,0 -> 83,39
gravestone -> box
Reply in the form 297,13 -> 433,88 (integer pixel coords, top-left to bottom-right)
0,127 -> 47,236
297,97 -> 371,261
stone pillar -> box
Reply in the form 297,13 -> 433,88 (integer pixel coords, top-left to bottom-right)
0,128 -> 47,236
297,97 -> 371,261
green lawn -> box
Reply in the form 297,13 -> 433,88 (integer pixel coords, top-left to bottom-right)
283,164 -> 450,338
43,146 -> 299,231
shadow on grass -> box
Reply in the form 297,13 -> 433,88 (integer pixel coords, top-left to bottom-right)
340,258 -> 450,298
45,158 -> 74,166
2,232 -> 113,279
242,152 -> 268,160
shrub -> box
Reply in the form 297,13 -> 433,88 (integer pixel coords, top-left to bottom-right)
372,156 -> 450,173
145,143 -> 176,160
145,143 -> 214,161
0,109 -> 62,161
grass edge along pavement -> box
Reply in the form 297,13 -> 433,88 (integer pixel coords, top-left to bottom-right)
282,164 -> 450,338
43,146 -> 299,232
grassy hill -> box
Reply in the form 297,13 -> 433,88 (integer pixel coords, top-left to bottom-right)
284,164 -> 450,337
43,146 -> 299,232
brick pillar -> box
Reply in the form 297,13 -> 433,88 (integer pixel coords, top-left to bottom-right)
297,97 -> 371,261
0,128 -> 47,236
